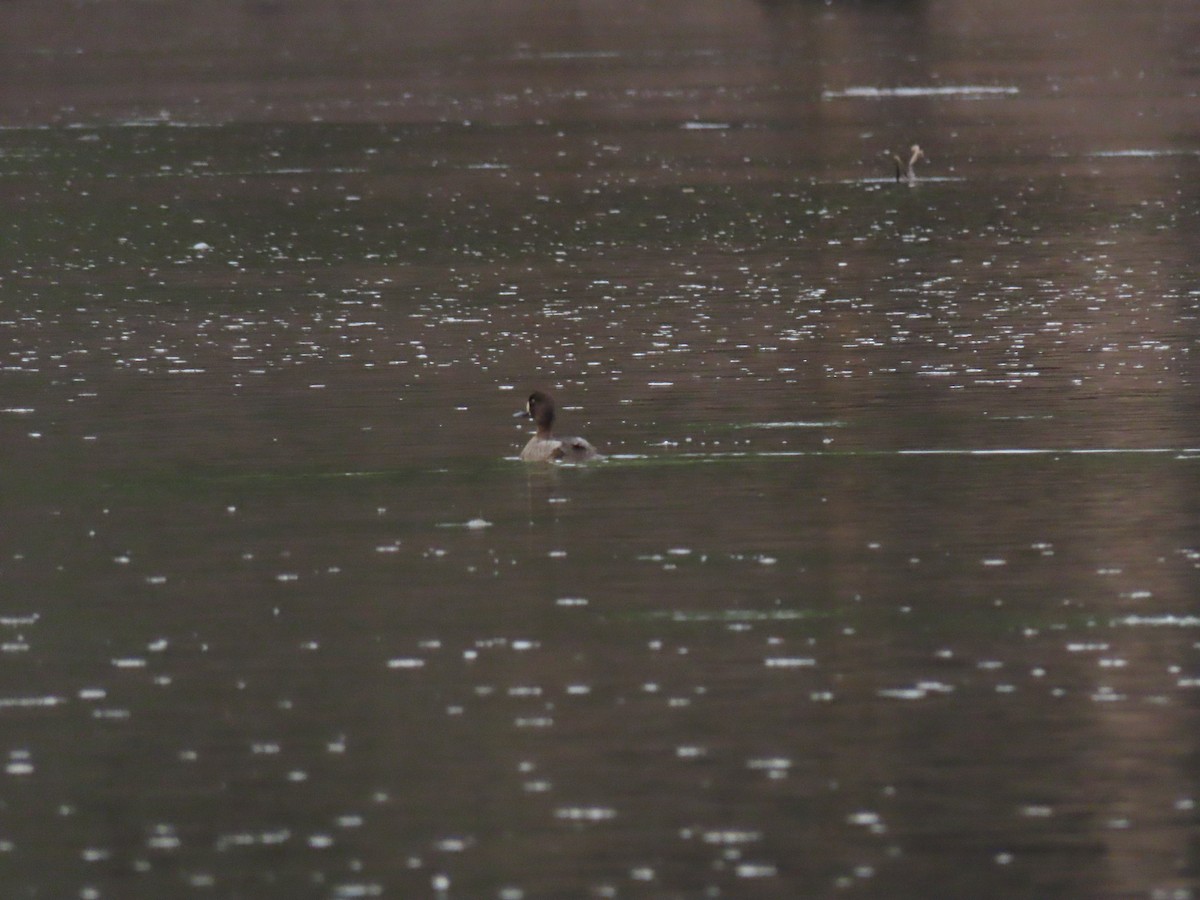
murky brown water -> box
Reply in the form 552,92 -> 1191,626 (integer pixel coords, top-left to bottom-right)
2,1 -> 1199,897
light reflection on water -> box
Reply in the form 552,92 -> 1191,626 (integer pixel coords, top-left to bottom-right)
2,0 -> 1199,897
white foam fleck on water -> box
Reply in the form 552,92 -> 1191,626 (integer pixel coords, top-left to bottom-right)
702,829 -> 761,844
1089,148 -> 1200,158
90,710 -> 129,724
1114,615 -> 1200,627
387,658 -> 425,670
879,681 -> 955,700
736,420 -> 844,429
146,825 -> 180,851
747,757 -> 791,773
514,717 -> 553,728
555,806 -> 616,822
848,811 -> 882,827
822,85 -> 1019,100
879,687 -> 926,700
736,863 -> 778,878
331,885 -> 383,899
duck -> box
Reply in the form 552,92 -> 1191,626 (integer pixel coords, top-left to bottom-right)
514,390 -> 601,462
893,144 -> 926,183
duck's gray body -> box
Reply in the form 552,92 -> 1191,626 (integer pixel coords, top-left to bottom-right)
516,391 -> 601,462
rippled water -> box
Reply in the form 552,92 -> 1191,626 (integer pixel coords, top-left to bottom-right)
2,1 -> 1199,897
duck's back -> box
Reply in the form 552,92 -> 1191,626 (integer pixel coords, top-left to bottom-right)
558,436 -> 600,461
520,436 -> 563,462
520,435 -> 600,462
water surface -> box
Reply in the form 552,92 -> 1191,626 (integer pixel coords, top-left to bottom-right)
1,1 -> 1199,897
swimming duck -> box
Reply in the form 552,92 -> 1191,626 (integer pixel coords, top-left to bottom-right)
893,144 -> 926,183
514,390 -> 601,462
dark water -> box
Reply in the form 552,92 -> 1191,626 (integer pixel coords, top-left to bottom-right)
2,1 -> 1199,897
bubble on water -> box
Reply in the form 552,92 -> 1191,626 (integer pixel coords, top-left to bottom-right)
6,750 -> 34,776
764,657 -> 816,668
555,806 -> 616,822
332,882 -> 384,898
747,758 -> 791,776
387,658 -> 425,670
848,811 -> 881,827
147,825 -> 181,851
1115,614 -> 1200,628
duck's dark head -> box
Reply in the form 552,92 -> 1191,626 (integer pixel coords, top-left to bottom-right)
515,390 -> 556,433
